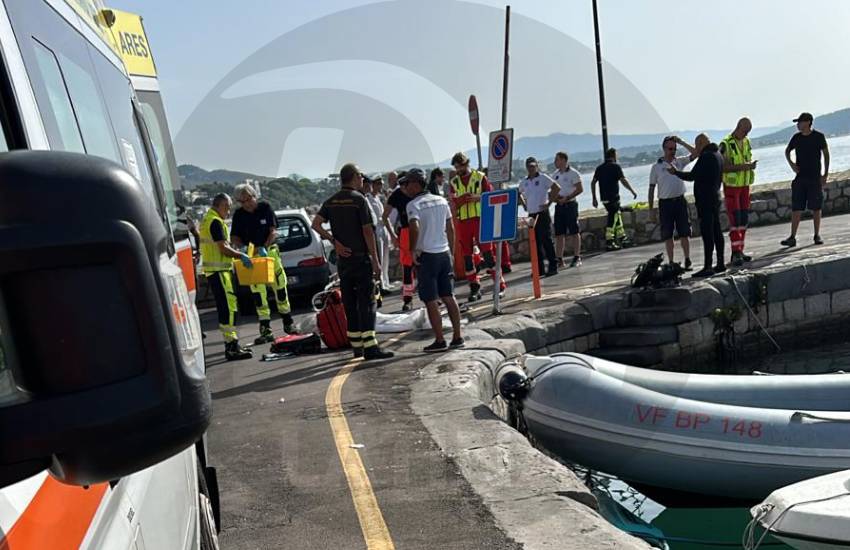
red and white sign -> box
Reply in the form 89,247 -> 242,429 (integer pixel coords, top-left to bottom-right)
468,95 -> 480,136
487,128 -> 514,184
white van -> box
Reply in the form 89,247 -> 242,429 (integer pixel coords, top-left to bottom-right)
0,1 -> 218,549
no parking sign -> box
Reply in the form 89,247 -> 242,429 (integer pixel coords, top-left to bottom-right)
487,128 -> 513,184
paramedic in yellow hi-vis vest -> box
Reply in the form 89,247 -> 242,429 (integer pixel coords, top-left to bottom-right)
231,183 -> 297,344
720,117 -> 759,267
449,152 -> 505,303
200,194 -> 254,361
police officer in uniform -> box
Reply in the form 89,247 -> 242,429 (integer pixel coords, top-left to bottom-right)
199,193 -> 254,361
312,163 -> 394,360
231,183 -> 296,344
519,157 -> 560,277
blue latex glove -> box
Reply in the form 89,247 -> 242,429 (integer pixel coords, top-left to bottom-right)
238,253 -> 253,268
257,246 -> 269,257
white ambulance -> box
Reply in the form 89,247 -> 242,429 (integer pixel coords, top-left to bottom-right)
0,1 -> 218,548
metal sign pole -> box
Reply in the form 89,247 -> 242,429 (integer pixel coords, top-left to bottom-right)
493,5 -> 510,315
468,94 -> 484,170
592,0 -> 609,156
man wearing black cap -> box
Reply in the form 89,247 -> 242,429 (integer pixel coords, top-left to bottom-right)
781,113 -> 830,247
312,163 -> 394,360
519,156 -> 560,277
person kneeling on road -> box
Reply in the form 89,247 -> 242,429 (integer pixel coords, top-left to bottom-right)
199,193 -> 254,361
231,183 -> 296,345
402,168 -> 464,353
313,163 -> 394,361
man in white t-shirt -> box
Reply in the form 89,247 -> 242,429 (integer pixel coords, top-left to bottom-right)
402,168 -> 464,353
552,151 -> 583,268
519,157 -> 560,277
649,136 -> 697,267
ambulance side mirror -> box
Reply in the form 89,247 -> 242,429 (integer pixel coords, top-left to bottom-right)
0,151 -> 211,488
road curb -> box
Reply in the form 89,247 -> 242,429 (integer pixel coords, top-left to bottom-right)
410,339 -> 651,550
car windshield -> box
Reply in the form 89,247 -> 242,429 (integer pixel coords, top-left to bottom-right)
276,216 -> 312,252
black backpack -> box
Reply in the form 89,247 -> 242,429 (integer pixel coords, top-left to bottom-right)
631,254 -> 664,288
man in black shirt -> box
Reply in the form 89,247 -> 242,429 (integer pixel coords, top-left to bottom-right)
312,163 -> 394,360
669,134 -> 726,277
383,174 -> 416,311
591,148 -> 638,250
781,112 -> 831,247
231,183 -> 295,343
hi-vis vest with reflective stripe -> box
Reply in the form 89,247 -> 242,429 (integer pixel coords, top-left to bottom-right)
200,208 -> 232,274
722,135 -> 754,187
451,170 -> 484,221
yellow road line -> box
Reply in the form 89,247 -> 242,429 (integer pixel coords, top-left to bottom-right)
325,333 -> 406,550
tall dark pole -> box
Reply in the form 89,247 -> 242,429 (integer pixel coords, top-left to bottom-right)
500,6 -> 510,132
592,0 -> 609,157
494,5 -> 510,314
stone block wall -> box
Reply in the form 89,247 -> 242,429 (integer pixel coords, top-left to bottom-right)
470,250 -> 850,374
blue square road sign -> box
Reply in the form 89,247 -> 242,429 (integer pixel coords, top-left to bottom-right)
479,189 -> 518,243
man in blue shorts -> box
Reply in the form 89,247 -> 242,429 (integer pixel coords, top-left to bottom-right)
402,168 -> 464,353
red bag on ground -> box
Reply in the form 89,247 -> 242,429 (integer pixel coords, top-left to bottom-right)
317,289 -> 349,349
270,333 -> 321,355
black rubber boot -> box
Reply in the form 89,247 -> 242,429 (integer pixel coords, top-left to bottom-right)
364,347 -> 395,360
254,321 -> 275,345
282,314 -> 297,335
225,341 -> 253,361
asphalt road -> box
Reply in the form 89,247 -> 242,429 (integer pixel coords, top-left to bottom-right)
204,318 -> 521,549
203,211 -> 850,549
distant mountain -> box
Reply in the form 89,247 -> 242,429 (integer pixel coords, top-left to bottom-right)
437,112 -> 847,170
446,125 -> 786,169
178,164 -> 273,189
751,108 -> 850,147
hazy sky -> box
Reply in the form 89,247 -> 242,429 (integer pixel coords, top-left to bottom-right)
111,0 -> 850,177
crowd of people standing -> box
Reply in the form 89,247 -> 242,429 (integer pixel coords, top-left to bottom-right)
200,111 -> 832,360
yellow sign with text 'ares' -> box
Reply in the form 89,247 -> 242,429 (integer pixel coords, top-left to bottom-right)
110,8 -> 157,78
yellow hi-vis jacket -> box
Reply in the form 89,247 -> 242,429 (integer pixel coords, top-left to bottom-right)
451,170 -> 484,221
721,135 -> 754,187
199,208 -> 232,274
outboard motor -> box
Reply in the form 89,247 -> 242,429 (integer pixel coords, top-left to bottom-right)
496,363 -> 530,401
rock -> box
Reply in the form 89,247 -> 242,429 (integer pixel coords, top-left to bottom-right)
476,315 -> 547,352
776,206 -> 791,219
767,198 -> 778,210
832,289 -> 850,314
775,188 -> 793,207
759,212 -> 778,224
751,200 -> 768,213
578,293 -> 627,330
783,298 -> 805,322
525,304 -> 593,345
804,293 -> 831,318
677,320 -> 703,348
